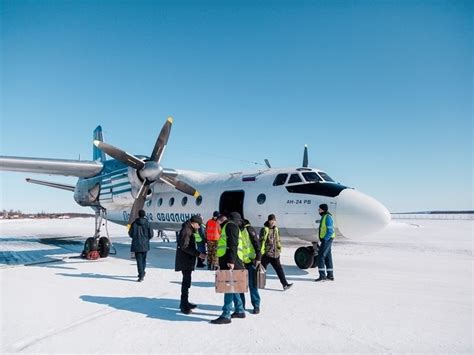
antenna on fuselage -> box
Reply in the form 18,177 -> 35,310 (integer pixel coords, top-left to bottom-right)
302,144 -> 309,167
264,159 -> 272,168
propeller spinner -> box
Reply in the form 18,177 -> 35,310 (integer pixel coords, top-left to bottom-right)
94,117 -> 200,226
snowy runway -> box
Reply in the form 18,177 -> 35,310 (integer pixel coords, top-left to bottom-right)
1,218 -> 472,353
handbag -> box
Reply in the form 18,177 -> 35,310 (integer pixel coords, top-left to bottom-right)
255,263 -> 266,289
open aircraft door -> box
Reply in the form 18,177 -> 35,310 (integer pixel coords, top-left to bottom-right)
219,190 -> 245,218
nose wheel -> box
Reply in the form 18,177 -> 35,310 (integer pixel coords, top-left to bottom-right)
294,245 -> 318,269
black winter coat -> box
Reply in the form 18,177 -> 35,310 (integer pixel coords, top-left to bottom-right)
128,217 -> 154,252
175,221 -> 200,271
219,222 -> 244,270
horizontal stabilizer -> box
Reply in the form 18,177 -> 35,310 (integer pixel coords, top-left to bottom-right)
0,156 -> 103,177
25,178 -> 76,192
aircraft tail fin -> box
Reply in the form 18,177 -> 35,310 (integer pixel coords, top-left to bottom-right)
93,126 -> 106,162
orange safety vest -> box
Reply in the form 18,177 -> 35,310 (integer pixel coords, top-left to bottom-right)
206,219 -> 221,241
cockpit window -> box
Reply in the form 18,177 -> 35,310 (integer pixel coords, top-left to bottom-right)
273,173 -> 288,186
302,172 -> 322,182
288,173 -> 302,184
319,172 -> 335,182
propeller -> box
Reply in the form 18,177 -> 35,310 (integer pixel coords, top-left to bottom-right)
302,144 -> 308,167
93,117 -> 200,226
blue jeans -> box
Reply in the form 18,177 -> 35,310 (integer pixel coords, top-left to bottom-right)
317,239 -> 333,277
240,263 -> 260,309
221,293 -> 244,319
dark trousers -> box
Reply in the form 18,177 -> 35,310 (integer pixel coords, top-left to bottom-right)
135,251 -> 147,278
261,255 -> 289,287
180,270 -> 192,309
317,239 -> 334,277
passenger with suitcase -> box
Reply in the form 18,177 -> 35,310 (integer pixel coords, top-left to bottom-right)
239,219 -> 263,315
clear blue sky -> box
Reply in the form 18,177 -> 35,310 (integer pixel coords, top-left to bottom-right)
1,0 -> 472,213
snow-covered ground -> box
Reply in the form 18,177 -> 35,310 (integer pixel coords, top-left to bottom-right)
0,218 -> 472,353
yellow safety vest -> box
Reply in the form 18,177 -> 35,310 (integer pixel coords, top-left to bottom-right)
260,226 -> 282,255
194,231 -> 202,243
319,213 -> 335,240
217,221 -> 243,261
240,224 -> 256,263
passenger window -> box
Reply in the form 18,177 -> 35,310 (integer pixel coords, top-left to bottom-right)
196,195 -> 203,206
288,173 -> 302,184
273,174 -> 288,186
257,193 -> 266,205
302,172 -> 322,182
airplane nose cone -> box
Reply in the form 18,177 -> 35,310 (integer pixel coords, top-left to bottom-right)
336,189 -> 391,238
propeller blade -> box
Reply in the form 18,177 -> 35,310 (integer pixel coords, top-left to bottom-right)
150,117 -> 173,163
94,140 -> 145,170
128,181 -> 151,226
160,174 -> 200,198
302,144 -> 308,167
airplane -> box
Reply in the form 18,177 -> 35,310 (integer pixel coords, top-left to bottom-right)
0,117 -> 391,268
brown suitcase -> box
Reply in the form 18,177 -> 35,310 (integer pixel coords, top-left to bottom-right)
255,264 -> 266,289
215,269 -> 248,293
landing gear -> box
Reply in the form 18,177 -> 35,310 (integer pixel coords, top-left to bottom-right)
294,244 -> 318,269
98,236 -> 111,258
82,208 -> 111,259
157,230 -> 169,243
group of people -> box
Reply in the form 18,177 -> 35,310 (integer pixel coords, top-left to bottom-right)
127,203 -> 335,324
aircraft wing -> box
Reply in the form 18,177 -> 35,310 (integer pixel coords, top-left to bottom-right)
0,156 -> 103,177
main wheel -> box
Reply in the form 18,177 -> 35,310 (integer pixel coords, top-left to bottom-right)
83,237 -> 98,254
98,236 -> 111,258
308,246 -> 318,268
294,247 -> 313,269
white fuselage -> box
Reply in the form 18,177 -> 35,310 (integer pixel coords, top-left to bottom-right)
100,166 -> 391,242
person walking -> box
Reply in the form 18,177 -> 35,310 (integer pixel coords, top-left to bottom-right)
175,215 -> 206,314
205,211 -> 221,270
210,212 -> 246,324
315,204 -> 335,282
260,214 -> 293,290
239,219 -> 262,314
128,210 -> 154,282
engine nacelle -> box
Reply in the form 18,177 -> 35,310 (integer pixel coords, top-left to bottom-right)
74,178 -> 101,206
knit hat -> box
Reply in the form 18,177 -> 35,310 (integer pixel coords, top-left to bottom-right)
267,214 -> 276,221
138,210 -> 146,218
229,212 -> 242,223
190,215 -> 203,225
213,211 -> 220,218
319,204 -> 328,213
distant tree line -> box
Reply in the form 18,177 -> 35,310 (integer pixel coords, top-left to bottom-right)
1,209 -> 94,219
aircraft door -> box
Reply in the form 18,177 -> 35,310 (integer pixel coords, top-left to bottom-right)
219,190 -> 245,218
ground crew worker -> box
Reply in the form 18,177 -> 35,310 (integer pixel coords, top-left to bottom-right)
210,212 -> 246,324
195,223 -> 207,268
128,209 -> 154,282
239,219 -> 262,314
175,215 -> 206,314
260,214 -> 293,290
315,204 -> 335,282
205,211 -> 221,270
